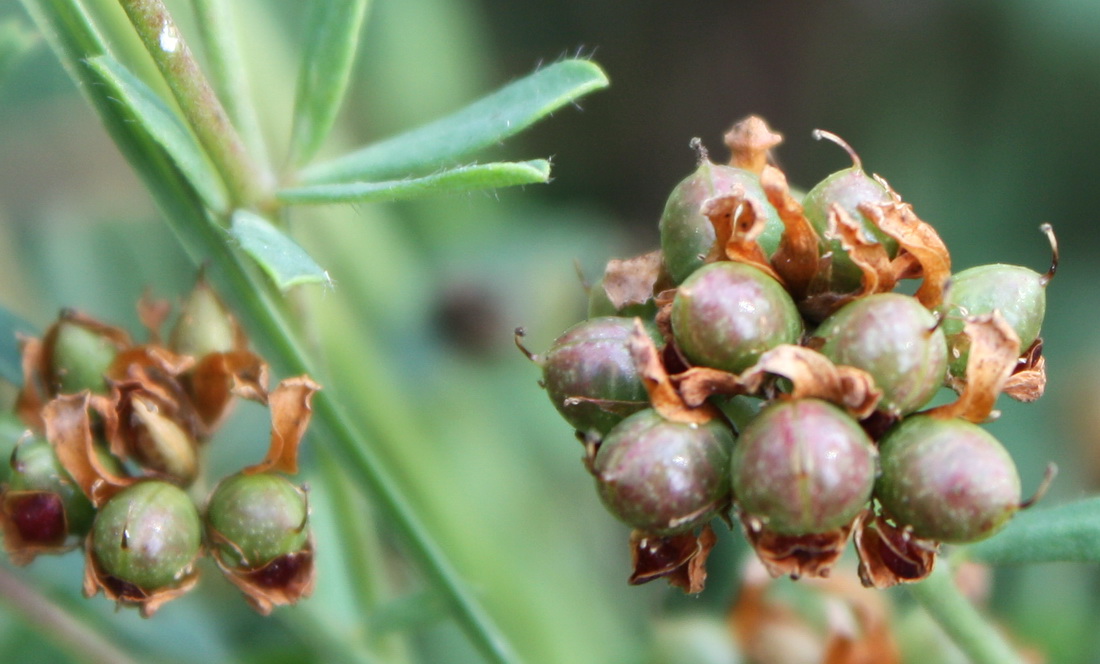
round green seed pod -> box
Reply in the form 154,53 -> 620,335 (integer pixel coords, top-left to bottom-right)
593,409 -> 734,535
91,481 -> 201,590
671,262 -> 802,374
731,399 -> 876,535
816,293 -> 947,416
7,436 -> 95,537
541,317 -> 661,436
938,263 -> 1047,376
206,473 -> 309,569
49,318 -> 122,395
876,415 -> 1021,543
170,278 -> 237,358
659,159 -> 783,285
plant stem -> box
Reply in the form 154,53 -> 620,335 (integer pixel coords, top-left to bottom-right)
116,0 -> 269,207
0,564 -> 139,664
907,559 -> 1026,664
189,0 -> 270,170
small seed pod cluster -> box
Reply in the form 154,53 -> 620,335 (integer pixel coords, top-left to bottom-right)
0,276 -> 320,617
522,116 -> 1056,591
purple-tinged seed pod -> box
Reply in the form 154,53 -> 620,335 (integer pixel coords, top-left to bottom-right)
593,409 -> 734,535
732,399 -> 876,535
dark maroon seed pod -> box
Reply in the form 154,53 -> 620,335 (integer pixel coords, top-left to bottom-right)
876,415 -> 1021,544
671,261 -> 802,374
731,399 -> 876,535
816,292 -> 947,416
6,436 -> 95,537
541,317 -> 660,436
659,158 -> 783,284
593,409 -> 734,535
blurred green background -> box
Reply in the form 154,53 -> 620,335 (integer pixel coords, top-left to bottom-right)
2,1 -> 1100,662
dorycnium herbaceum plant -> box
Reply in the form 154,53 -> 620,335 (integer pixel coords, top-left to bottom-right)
0,2 -> 1096,663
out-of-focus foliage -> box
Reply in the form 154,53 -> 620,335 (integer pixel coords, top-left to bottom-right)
2,1 -> 1100,663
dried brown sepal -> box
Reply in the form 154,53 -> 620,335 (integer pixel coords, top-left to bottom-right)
1004,339 -> 1046,403
107,345 -> 195,386
15,335 -> 47,430
702,192 -> 782,282
628,319 -> 715,424
853,510 -> 936,589
243,376 -> 322,476
0,490 -> 74,565
82,541 -> 200,618
114,385 -> 199,484
724,115 -> 783,175
44,393 -> 134,507
861,201 -> 951,309
209,532 -> 316,615
628,524 -> 716,594
740,513 -> 854,580
187,350 -> 270,432
740,345 -> 883,420
137,290 -> 173,344
929,312 -> 1019,423
653,289 -> 676,341
674,366 -> 747,408
599,250 -> 665,310
829,204 -> 897,298
761,165 -> 823,301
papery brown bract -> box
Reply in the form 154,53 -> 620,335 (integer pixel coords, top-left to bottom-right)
629,524 -> 716,594
853,511 -> 936,589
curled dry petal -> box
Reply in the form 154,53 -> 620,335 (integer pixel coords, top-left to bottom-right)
1004,339 -> 1046,403
761,165 -> 823,301
187,350 -> 270,432
628,319 -> 715,424
243,376 -> 322,475
628,524 -> 716,594
740,513 -> 854,580
929,312 -> 1019,423
702,191 -> 781,282
740,345 -> 882,419
853,510 -> 936,589
674,366 -> 746,408
137,290 -> 173,343
44,393 -> 135,507
829,204 -> 896,298
860,201 -> 951,309
724,115 -> 783,175
15,335 -> 46,430
599,250 -> 665,310
82,541 -> 200,618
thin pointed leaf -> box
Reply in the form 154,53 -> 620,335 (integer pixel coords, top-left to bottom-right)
965,497 -> 1100,565
230,210 -> 331,291
87,55 -> 229,213
299,58 -> 608,184
0,305 -> 37,385
288,0 -> 371,167
0,18 -> 40,87
278,159 -> 550,205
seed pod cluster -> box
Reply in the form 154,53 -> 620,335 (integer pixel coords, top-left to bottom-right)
1,276 -> 319,616
524,116 -> 1056,591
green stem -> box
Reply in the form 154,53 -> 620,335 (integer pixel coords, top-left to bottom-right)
907,559 -> 1026,664
189,0 -> 271,170
0,564 -> 139,664
116,0 -> 269,207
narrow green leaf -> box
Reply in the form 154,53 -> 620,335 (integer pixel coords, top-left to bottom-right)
299,59 -> 608,184
230,210 -> 331,291
87,55 -> 230,213
0,18 -> 40,87
0,305 -> 37,385
965,497 -> 1100,565
288,0 -> 371,167
278,159 -> 550,205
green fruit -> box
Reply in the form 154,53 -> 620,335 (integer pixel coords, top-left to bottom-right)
731,399 -> 876,535
170,278 -> 237,358
7,436 -> 94,537
50,318 -> 122,394
593,409 -> 734,535
92,481 -> 201,590
541,317 -> 660,436
802,143 -> 895,293
938,263 -> 1047,376
816,293 -> 947,416
659,159 -> 783,284
206,473 -> 309,569
876,415 -> 1021,543
671,262 -> 802,374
